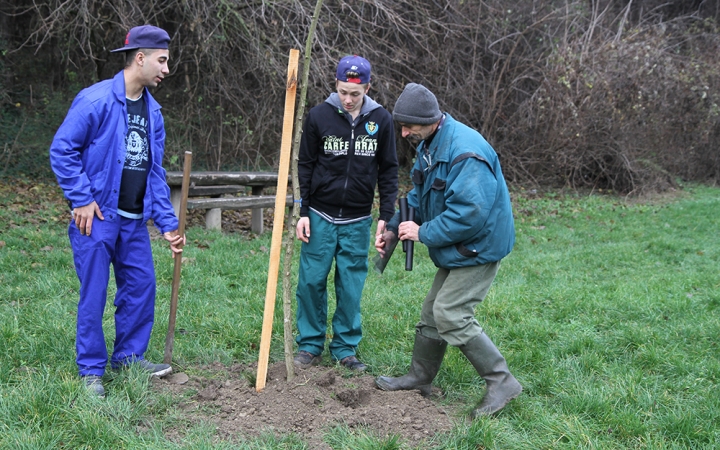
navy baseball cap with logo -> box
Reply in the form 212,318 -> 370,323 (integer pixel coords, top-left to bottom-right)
336,55 -> 371,84
111,25 -> 171,53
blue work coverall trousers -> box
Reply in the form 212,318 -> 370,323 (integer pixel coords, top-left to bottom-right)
69,216 -> 156,377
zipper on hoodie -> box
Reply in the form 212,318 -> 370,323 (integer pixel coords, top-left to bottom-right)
338,123 -> 357,218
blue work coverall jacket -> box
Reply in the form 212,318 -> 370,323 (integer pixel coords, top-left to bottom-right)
50,70 -> 178,232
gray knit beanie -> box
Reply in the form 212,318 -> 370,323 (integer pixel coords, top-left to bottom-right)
392,83 -> 442,125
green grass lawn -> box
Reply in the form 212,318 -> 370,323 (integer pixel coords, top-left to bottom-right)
1,180 -> 718,449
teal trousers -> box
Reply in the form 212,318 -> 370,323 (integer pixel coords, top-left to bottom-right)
295,211 -> 372,360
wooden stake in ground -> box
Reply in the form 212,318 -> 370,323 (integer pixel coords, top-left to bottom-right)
164,151 -> 192,364
282,0 -> 325,383
256,49 -> 299,392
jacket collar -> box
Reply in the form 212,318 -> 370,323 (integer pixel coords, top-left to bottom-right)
112,70 -> 126,103
419,113 -> 453,163
112,70 -> 161,111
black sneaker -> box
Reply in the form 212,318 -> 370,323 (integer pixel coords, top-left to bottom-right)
83,375 -> 105,397
339,355 -> 367,372
136,359 -> 173,377
293,351 -> 322,369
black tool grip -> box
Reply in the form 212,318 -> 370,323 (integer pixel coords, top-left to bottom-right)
405,206 -> 414,271
399,198 -> 409,253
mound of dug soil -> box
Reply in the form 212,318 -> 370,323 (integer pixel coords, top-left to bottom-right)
155,362 -> 456,448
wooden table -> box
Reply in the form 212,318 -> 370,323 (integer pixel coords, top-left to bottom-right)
165,171 -> 290,233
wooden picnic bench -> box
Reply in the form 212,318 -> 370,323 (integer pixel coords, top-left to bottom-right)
165,171 -> 292,233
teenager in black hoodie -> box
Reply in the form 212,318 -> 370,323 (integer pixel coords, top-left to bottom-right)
294,55 -> 398,371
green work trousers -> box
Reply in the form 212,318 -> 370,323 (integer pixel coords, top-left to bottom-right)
416,262 -> 500,347
295,211 -> 372,360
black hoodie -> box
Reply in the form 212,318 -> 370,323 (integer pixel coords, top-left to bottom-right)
298,93 -> 398,221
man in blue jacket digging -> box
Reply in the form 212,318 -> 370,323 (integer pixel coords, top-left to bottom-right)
374,83 -> 522,417
50,25 -> 184,397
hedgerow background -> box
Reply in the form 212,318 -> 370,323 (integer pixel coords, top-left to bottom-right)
1,0 -> 719,194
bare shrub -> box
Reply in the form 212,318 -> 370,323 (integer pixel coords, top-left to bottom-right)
509,5 -> 720,194
1,0 -> 719,193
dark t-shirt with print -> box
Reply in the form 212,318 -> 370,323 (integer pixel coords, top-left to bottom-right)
118,94 -> 150,214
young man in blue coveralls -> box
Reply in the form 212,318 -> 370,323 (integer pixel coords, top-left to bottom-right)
50,25 -> 185,397
294,55 -> 398,371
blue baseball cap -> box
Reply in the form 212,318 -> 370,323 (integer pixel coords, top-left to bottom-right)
111,25 -> 171,53
336,55 -> 371,84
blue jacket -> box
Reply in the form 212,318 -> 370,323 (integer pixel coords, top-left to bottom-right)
49,71 -> 178,233
389,114 -> 514,268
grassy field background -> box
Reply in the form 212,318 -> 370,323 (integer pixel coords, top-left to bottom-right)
1,180 -> 718,449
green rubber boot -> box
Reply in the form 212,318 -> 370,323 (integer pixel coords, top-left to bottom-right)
459,333 -> 522,417
375,332 -> 447,397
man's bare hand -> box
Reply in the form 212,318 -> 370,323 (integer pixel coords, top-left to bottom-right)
163,230 -> 186,256
375,219 -> 387,241
375,229 -> 397,256
296,216 -> 310,243
73,201 -> 104,236
398,220 -> 420,243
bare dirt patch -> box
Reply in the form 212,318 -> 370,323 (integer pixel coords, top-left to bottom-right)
154,362 -> 457,448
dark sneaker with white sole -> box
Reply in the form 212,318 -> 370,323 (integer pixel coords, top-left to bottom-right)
293,351 -> 322,369
83,375 -> 105,397
136,359 -> 173,377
